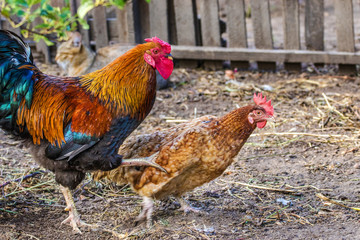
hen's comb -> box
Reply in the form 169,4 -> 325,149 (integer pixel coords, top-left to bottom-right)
253,93 -> 274,115
145,36 -> 171,54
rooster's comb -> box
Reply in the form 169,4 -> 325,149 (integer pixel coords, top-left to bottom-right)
145,36 -> 171,54
253,93 -> 274,115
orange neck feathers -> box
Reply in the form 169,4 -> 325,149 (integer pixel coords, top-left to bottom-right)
79,42 -> 158,119
216,105 -> 256,140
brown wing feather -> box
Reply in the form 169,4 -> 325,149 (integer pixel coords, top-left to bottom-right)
92,115 -> 216,189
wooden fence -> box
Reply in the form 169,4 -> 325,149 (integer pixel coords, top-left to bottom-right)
1,0 -> 360,73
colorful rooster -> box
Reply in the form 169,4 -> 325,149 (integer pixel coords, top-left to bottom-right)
0,30 -> 173,233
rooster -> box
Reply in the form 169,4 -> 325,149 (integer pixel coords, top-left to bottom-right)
93,93 -> 275,226
0,30 -> 173,233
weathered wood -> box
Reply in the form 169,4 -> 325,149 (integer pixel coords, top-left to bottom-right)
76,0 -> 90,46
305,0 -> 324,50
334,0 -> 356,73
283,0 -> 300,50
148,0 -> 168,41
171,46 -> 360,65
226,0 -> 248,69
93,6 -> 109,49
116,2 -> 135,44
250,0 -> 273,49
174,0 -> 196,45
197,0 -> 222,70
249,0 -> 275,71
226,0 -> 247,48
133,0 -> 150,42
197,0 -> 220,46
282,0 -> 301,72
30,3 -> 51,63
50,0 -> 65,8
69,0 -> 77,15
168,0 -> 177,44
173,0 -> 197,68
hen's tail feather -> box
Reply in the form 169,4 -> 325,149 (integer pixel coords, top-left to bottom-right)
0,30 -> 37,130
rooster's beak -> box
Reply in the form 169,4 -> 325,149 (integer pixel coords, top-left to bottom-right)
166,53 -> 173,61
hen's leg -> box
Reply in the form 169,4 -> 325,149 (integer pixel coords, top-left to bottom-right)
178,197 -> 201,213
60,186 -> 93,233
121,152 -> 167,173
135,196 -> 154,228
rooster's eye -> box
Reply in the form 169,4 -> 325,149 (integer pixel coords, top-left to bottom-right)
153,49 -> 158,54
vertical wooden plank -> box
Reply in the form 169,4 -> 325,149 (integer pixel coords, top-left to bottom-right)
69,0 -> 77,15
168,0 -> 177,44
250,0 -> 272,49
197,0 -> 222,70
174,0 -> 196,45
116,2 -> 135,44
174,0 -> 197,68
282,0 -> 301,72
126,1 -> 135,43
226,0 -> 247,48
93,6 -> 109,49
226,0 -> 248,70
133,0 -> 150,43
139,0 -> 150,41
198,0 -> 220,46
305,0 -> 324,51
31,4 -> 51,63
149,0 -> 168,41
334,0 -> 356,74
250,0 -> 275,71
75,0 -> 90,46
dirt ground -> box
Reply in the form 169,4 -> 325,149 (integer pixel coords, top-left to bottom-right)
0,63 -> 359,240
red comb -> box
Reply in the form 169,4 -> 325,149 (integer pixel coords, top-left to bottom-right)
145,36 -> 171,54
253,93 -> 274,115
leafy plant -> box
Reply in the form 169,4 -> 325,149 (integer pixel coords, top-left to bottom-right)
0,0 -> 150,45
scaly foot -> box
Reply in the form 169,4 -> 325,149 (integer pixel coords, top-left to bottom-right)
134,196 -> 154,228
60,186 -> 98,234
178,197 -> 202,214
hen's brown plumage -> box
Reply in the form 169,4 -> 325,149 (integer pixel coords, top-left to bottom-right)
93,94 -> 275,226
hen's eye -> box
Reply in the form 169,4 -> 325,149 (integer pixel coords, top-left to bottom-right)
153,49 -> 158,54
256,110 -> 262,115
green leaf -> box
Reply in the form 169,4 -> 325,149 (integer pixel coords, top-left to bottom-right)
110,0 -> 126,9
20,29 -> 29,38
17,9 -> 26,16
145,0 -> 151,3
77,0 -> 94,18
45,4 -> 54,11
78,18 -> 89,29
1,9 -> 11,18
43,37 -> 54,46
30,0 -> 42,5
34,23 -> 50,29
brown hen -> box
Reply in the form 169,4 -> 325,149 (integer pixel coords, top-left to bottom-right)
93,93 -> 274,226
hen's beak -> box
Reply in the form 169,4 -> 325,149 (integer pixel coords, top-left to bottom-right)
266,115 -> 276,122
166,53 -> 173,61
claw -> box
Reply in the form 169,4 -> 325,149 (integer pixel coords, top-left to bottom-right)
134,196 -> 154,228
178,197 -> 202,214
121,152 -> 168,173
60,186 -> 98,234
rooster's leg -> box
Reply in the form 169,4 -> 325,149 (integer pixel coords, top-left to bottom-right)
121,152 -> 167,173
60,186 -> 94,233
178,197 -> 201,213
135,196 -> 154,228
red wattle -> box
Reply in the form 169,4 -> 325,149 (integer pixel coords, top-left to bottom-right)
156,58 -> 174,79
257,121 -> 267,128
